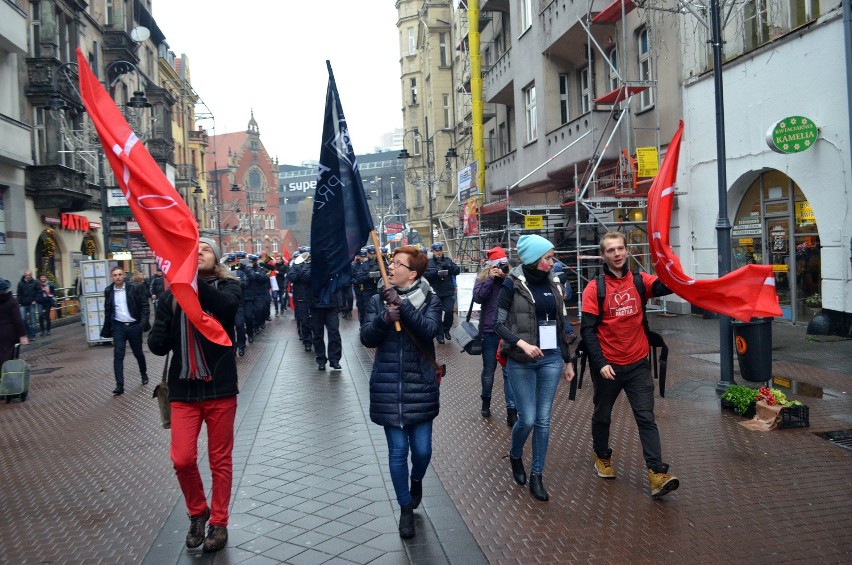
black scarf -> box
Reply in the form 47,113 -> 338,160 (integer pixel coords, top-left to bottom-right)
522,264 -> 550,285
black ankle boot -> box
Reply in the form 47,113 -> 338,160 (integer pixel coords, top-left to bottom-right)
508,455 -> 526,485
410,478 -> 422,509
507,408 -> 518,427
529,474 -> 549,501
481,396 -> 491,417
398,505 -> 415,539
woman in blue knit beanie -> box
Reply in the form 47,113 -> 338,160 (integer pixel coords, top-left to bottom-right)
493,234 -> 576,501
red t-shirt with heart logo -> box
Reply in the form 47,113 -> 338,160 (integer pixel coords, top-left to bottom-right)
581,271 -> 657,366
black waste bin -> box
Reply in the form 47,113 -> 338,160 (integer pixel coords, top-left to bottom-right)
732,317 -> 773,382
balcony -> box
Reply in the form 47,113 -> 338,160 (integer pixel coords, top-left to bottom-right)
25,164 -> 100,211
175,164 -> 199,189
541,0 -> 611,65
481,0 -> 510,12
188,129 -> 209,146
483,48 -> 513,105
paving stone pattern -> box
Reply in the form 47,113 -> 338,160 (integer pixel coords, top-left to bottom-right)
1,310 -> 851,564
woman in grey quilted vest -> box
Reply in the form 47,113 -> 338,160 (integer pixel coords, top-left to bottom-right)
494,235 -> 575,502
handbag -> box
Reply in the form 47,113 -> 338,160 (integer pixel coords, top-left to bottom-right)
152,352 -> 170,429
450,296 -> 483,355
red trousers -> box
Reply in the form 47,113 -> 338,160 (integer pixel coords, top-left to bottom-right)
170,396 -> 237,526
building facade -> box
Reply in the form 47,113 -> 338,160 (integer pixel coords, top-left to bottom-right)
204,113 -> 281,258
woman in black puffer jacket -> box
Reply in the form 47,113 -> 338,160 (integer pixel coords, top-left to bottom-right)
360,245 -> 441,540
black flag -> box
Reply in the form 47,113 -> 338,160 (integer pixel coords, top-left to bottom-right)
310,61 -> 375,307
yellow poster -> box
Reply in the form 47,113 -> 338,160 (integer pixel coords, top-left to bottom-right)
636,147 -> 659,178
525,215 -> 543,229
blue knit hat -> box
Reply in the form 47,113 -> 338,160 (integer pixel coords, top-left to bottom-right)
517,234 -> 554,266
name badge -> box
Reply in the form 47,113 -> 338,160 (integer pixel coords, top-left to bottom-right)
539,321 -> 557,350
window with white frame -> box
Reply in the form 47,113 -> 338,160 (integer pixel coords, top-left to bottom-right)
577,66 -> 592,114
105,0 -> 114,26
498,122 -> 508,156
523,84 -> 536,143
272,240 -> 279,253
520,0 -> 533,32
410,78 -> 417,105
559,74 -> 570,125
439,33 -> 448,66
29,2 -> 41,56
744,0 -> 770,51
415,183 -> 423,207
790,0 -> 827,28
33,108 -> 46,166
494,32 -> 503,57
408,28 -> 416,55
488,129 -> 496,161
443,94 -> 451,129
637,29 -> 654,109
608,47 -> 619,92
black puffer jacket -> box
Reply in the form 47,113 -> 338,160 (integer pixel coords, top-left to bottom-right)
360,280 -> 442,428
147,276 -> 241,402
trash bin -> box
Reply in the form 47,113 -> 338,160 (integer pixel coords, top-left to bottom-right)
732,317 -> 773,382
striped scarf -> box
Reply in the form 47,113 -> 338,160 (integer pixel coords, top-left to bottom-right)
178,277 -> 217,381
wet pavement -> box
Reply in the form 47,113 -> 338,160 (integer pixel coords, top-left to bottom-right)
0,309 -> 850,564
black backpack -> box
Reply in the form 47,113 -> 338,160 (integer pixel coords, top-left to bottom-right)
570,272 -> 668,399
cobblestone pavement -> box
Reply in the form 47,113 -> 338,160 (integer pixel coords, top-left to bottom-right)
1,310 -> 850,564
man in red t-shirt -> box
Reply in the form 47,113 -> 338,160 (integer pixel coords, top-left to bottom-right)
580,231 -> 680,498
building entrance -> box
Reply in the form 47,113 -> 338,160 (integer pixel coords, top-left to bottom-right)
730,170 -> 819,323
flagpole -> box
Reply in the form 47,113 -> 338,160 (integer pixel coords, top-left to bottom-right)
370,229 -> 400,332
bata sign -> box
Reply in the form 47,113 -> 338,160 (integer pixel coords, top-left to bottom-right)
766,116 -> 818,154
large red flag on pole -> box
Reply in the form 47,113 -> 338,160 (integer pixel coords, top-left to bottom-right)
647,121 -> 782,322
76,48 -> 231,346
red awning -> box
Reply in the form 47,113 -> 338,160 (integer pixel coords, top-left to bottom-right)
591,0 -> 637,24
594,85 -> 648,105
481,199 -> 508,215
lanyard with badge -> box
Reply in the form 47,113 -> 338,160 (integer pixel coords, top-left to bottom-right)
539,314 -> 558,350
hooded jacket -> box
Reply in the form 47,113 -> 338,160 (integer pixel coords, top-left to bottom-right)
360,278 -> 442,428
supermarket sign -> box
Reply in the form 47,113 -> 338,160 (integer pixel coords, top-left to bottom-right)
766,116 -> 818,154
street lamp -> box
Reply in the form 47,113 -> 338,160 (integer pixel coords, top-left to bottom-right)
397,125 -> 457,246
46,60 -> 152,259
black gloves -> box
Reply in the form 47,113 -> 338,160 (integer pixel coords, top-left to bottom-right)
381,287 -> 403,307
384,304 -> 401,324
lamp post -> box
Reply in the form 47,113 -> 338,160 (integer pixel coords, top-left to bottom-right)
46,60 -> 152,260
397,125 -> 457,246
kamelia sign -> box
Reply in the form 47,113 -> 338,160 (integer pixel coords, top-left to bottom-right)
766,116 -> 818,154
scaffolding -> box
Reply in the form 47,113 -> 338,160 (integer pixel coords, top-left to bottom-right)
457,0 -> 670,313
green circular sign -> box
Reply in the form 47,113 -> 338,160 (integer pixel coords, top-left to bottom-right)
766,116 -> 818,154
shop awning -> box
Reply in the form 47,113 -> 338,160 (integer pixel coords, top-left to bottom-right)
591,0 -> 637,24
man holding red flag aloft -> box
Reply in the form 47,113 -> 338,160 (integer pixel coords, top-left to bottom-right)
580,232 -> 679,498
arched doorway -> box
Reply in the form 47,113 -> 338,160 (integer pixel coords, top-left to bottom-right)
81,233 -> 98,259
36,229 -> 62,285
730,170 -> 819,323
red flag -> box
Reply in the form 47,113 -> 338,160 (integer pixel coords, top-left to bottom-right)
647,121 -> 782,322
76,49 -> 231,346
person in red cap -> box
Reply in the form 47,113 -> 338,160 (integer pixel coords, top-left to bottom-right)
473,246 -> 517,424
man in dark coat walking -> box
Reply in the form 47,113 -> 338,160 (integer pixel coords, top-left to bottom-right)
423,242 -> 460,343
101,266 -> 150,395
16,270 -> 39,339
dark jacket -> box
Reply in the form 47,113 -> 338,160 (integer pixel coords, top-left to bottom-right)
16,277 -> 39,306
147,276 -> 242,402
100,282 -> 150,338
149,274 -> 166,300
360,280 -> 442,428
35,282 -> 56,306
274,261 -> 288,288
353,258 -> 385,294
424,256 -> 460,298
472,271 -> 503,334
0,293 -> 25,366
494,265 -> 573,364
242,263 -> 270,299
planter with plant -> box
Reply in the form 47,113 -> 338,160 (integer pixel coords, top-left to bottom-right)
804,294 -> 822,310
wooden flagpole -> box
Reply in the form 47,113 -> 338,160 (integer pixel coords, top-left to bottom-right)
369,229 -> 401,331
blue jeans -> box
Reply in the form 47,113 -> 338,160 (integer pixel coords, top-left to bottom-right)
481,332 -> 515,410
20,304 -> 37,338
507,350 -> 562,476
384,421 -> 433,507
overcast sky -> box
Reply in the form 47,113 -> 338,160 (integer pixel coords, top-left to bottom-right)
153,1 -> 403,166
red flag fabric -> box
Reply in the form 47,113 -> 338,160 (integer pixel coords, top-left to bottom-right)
647,121 -> 782,322
76,49 -> 231,346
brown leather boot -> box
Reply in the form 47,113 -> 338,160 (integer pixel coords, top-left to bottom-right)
202,525 -> 228,552
185,508 -> 209,548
